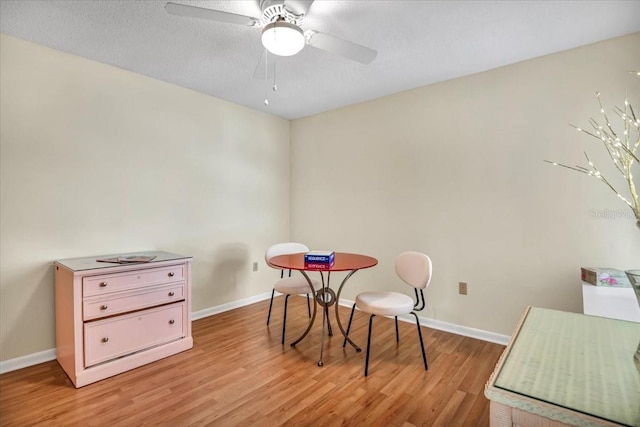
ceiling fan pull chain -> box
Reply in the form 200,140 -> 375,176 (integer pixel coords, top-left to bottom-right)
272,61 -> 277,92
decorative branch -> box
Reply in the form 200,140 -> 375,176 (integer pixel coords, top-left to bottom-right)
546,86 -> 640,230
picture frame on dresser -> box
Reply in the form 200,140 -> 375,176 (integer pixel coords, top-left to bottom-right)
54,251 -> 193,388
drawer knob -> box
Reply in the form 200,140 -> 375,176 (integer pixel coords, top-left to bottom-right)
169,319 -> 175,325
101,337 -> 109,343
168,291 -> 175,297
100,305 -> 108,310
168,272 -> 175,277
99,282 -> 108,287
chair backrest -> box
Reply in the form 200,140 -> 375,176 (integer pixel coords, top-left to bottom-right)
395,251 -> 432,289
265,242 -> 310,267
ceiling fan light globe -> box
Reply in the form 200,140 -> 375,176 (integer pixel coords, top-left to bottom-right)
261,21 -> 305,56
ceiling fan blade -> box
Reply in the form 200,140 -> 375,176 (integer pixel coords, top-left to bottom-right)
164,2 -> 259,27
283,0 -> 315,17
305,31 -> 377,64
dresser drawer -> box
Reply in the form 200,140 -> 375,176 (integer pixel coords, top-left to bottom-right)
83,283 -> 185,321
83,264 -> 185,297
84,303 -> 185,367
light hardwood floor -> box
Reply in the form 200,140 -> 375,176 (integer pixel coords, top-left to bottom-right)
0,297 -> 505,426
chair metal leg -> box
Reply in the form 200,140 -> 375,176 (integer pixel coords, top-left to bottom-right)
282,294 -> 290,345
395,316 -> 399,343
410,312 -> 428,370
266,288 -> 275,325
306,294 -> 311,318
364,314 -> 376,376
343,303 -> 356,348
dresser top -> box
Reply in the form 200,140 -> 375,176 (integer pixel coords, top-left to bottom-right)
55,251 -> 191,272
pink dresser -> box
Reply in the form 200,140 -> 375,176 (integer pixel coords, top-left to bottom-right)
54,251 -> 193,387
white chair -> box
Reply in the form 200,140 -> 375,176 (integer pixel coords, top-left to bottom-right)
344,251 -> 432,376
265,242 -> 321,344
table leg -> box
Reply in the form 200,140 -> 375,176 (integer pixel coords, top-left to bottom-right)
315,285 -> 337,366
325,271 -> 333,336
290,270 -> 318,347
318,272 -> 333,337
319,292 -> 327,366
335,269 -> 362,352
291,269 -> 363,363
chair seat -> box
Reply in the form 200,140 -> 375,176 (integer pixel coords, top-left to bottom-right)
274,276 -> 320,295
356,291 -> 414,317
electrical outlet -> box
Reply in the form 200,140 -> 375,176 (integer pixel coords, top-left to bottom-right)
252,262 -> 258,272
459,282 -> 468,295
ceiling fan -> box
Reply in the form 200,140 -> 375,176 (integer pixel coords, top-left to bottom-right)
164,0 -> 377,64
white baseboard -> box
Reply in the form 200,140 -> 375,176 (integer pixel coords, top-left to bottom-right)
0,348 -> 57,374
337,299 -> 510,346
191,292 -> 273,321
416,315 -> 510,345
0,293 -> 508,374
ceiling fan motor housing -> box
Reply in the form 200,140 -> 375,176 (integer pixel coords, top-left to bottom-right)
260,0 -> 304,26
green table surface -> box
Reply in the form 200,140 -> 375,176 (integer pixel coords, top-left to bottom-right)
488,307 -> 640,426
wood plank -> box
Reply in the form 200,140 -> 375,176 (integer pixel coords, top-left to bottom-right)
0,296 -> 504,426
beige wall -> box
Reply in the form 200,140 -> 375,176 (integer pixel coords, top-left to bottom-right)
2,32 -> 639,363
290,33 -> 640,336
0,35 -> 290,361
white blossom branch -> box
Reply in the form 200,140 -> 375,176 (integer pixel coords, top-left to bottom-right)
547,88 -> 640,227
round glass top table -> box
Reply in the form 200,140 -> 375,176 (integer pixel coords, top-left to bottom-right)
268,252 -> 378,366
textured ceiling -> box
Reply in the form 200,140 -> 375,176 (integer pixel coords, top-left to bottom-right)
1,0 -> 640,120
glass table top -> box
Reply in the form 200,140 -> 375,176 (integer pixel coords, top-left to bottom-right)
494,307 -> 640,426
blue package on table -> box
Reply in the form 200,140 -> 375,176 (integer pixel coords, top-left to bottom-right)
304,251 -> 335,264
